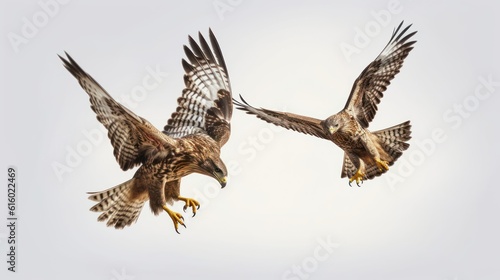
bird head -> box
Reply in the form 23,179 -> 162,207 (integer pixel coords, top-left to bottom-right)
199,156 -> 228,188
325,115 -> 344,135
186,135 -> 228,188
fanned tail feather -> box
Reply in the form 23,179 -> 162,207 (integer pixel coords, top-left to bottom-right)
88,178 -> 147,229
341,121 -> 411,180
374,120 -> 412,162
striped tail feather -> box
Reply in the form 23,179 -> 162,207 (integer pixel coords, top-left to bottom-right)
341,121 -> 411,181
374,120 -> 412,162
88,178 -> 148,229
364,120 -> 412,179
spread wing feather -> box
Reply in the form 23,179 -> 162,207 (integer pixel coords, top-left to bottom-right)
234,95 -> 328,139
344,21 -> 417,128
163,29 -> 232,146
59,53 -> 175,171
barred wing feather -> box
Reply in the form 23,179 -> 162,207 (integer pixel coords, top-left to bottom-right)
163,29 -> 232,146
59,53 -> 175,171
344,21 -> 417,128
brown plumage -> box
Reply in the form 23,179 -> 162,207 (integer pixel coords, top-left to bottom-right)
60,29 -> 233,233
234,21 -> 416,186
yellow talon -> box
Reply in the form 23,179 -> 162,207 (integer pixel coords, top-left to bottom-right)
178,196 -> 200,217
162,205 -> 186,234
375,158 -> 389,171
349,169 -> 365,187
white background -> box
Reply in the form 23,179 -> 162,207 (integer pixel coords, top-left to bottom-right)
1,0 -> 499,279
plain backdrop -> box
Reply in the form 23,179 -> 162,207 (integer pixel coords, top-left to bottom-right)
1,0 -> 499,279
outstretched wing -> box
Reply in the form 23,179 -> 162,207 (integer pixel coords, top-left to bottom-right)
163,29 -> 232,146
344,21 -> 416,128
60,53 -> 175,171
234,95 -> 328,139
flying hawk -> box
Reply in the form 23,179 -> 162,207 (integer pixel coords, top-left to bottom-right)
59,29 -> 232,233
234,22 -> 416,186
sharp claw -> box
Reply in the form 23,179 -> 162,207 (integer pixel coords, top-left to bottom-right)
164,206 -> 187,234
179,197 -> 200,216
349,169 -> 365,187
358,179 -> 363,187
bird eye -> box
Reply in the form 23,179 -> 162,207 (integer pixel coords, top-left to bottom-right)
214,167 -> 222,173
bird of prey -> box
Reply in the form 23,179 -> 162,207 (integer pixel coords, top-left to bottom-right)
234,22 -> 416,186
59,30 -> 232,233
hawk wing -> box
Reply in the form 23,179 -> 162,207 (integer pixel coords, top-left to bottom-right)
163,29 -> 232,146
343,21 -> 416,128
60,53 -> 175,171
233,95 -> 328,139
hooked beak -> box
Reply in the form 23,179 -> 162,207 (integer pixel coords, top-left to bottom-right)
329,126 -> 338,135
216,175 -> 227,188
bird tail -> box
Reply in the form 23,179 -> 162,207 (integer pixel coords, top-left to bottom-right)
373,120 -> 412,164
341,121 -> 411,180
88,178 -> 148,229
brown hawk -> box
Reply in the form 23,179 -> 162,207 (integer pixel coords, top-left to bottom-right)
59,30 -> 232,233
234,22 -> 416,186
